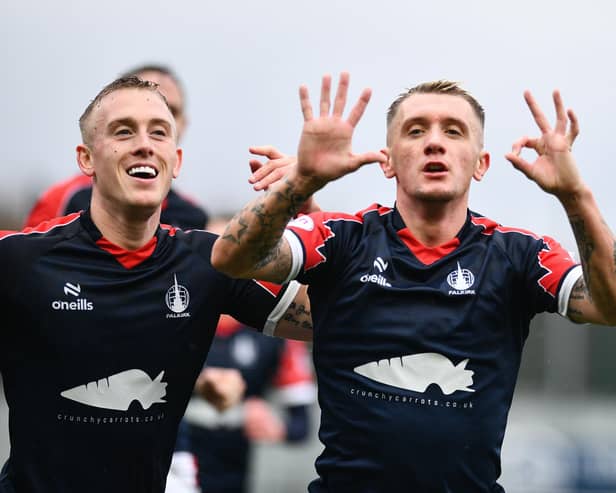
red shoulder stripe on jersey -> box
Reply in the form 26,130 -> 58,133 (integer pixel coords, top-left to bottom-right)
397,227 -> 461,265
471,215 -> 576,296
470,216 -> 540,239
1,213 -> 81,241
355,203 -> 393,218
288,211 -> 362,271
24,174 -> 91,228
160,223 -> 178,236
95,235 -> 158,269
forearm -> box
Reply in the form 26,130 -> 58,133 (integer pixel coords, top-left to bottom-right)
560,186 -> 616,323
211,171 -> 319,282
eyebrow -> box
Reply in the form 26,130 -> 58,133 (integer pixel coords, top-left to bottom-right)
107,117 -> 173,132
401,115 -> 469,132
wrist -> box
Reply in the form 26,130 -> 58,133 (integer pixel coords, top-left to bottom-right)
286,168 -> 326,198
557,184 -> 593,212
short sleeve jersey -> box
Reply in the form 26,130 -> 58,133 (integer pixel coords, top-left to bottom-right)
24,174 -> 209,230
283,204 -> 581,493
0,211 -> 292,493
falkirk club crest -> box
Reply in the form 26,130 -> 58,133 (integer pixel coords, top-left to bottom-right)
446,262 -> 475,295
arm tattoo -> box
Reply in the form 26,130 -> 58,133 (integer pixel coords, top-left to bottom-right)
220,177 -> 311,273
567,276 -> 591,321
281,300 -> 313,331
569,215 -> 595,286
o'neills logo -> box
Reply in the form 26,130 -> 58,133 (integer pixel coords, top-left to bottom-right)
52,282 -> 94,311
52,299 -> 94,311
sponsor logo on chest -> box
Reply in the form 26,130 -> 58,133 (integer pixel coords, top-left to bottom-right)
51,282 -> 94,311
360,256 -> 392,287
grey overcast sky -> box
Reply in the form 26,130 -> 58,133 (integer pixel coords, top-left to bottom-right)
2,0 -> 615,252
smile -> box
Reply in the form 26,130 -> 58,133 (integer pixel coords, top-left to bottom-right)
127,165 -> 158,179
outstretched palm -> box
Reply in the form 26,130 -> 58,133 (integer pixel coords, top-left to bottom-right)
506,90 -> 582,199
296,72 -> 386,193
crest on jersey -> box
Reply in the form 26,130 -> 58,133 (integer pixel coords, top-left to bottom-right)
446,262 -> 475,295
165,274 -> 191,318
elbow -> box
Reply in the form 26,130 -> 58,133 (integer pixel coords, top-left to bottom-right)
211,240 -> 245,278
210,238 -> 252,279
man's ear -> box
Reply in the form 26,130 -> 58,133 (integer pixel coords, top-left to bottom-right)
379,148 -> 396,179
473,151 -> 490,181
172,148 -> 183,179
76,144 -> 95,177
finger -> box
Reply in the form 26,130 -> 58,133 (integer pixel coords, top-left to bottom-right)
249,145 -> 284,160
505,152 -> 534,180
320,74 -> 332,117
347,88 -> 372,128
299,84 -> 313,121
253,168 -> 286,191
568,108 -> 580,146
350,150 -> 388,170
332,71 -> 350,117
510,136 -> 529,155
524,90 -> 551,134
552,90 -> 567,135
250,155 -> 294,181
512,135 -> 543,155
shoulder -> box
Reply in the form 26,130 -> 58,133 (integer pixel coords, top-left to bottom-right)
24,175 -> 92,227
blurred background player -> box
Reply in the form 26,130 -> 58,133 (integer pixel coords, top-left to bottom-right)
174,216 -> 315,493
24,64 -> 209,230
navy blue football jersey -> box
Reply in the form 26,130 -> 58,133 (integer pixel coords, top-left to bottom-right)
283,204 -> 581,493
0,211 -> 294,493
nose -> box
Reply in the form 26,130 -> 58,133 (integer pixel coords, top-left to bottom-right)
132,131 -> 154,157
424,129 -> 446,155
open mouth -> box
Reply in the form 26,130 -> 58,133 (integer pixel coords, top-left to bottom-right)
424,162 -> 447,173
127,165 -> 158,179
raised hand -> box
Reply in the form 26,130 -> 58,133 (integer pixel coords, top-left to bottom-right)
248,145 -> 320,214
294,72 -> 386,194
505,90 -> 583,201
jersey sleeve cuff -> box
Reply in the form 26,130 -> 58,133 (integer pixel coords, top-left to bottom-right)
282,229 -> 304,284
263,280 -> 301,336
558,265 -> 583,317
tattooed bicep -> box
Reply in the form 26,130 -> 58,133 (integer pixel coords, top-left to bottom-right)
567,276 -> 599,323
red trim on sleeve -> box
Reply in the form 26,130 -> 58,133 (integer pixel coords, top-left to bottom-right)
287,212 -> 361,272
471,215 -> 576,297
255,281 -> 283,297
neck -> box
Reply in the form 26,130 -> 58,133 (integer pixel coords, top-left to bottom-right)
396,195 -> 468,247
89,196 -> 161,250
